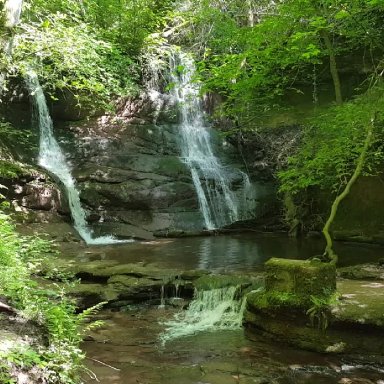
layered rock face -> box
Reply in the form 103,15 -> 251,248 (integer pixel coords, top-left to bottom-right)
61,116 -> 203,239
57,107 -> 274,239
2,90 -> 278,239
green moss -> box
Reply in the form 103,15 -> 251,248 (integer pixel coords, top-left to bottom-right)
0,160 -> 26,178
265,258 -> 336,306
194,275 -> 249,290
247,289 -> 305,311
247,258 -> 336,313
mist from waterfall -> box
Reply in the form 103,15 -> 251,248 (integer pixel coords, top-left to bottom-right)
25,71 -> 130,245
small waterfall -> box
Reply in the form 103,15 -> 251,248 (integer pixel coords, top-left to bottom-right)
169,50 -> 254,230
25,71 -> 129,245
159,285 -> 246,344
1,0 -> 23,92
159,284 -> 166,308
4,0 -> 23,28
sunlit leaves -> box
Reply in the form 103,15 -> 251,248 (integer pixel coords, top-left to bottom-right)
13,12 -> 137,107
278,86 -> 384,194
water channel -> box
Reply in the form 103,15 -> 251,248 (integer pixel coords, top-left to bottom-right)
56,233 -> 384,384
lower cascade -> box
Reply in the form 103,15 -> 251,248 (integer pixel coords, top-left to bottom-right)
159,285 -> 247,344
25,71 -> 129,245
168,49 -> 255,230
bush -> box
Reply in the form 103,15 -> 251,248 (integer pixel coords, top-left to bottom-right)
0,212 -> 99,383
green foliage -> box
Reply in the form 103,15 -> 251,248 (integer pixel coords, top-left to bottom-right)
278,85 -> 384,194
172,0 -> 384,124
0,120 -> 37,154
83,0 -> 174,56
306,293 -> 339,331
2,0 -> 174,109
0,160 -> 24,178
13,12 -> 138,108
0,212 -> 103,383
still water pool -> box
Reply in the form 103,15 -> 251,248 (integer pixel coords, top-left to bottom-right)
77,233 -> 384,270
77,234 -> 384,383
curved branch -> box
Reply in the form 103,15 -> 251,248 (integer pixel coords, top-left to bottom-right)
322,117 -> 374,263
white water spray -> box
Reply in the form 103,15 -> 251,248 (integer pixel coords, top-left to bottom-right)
4,0 -> 23,28
169,50 -> 254,230
1,0 -> 23,92
25,71 -> 130,245
160,286 -> 247,343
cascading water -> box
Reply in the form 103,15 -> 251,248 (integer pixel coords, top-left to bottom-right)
159,285 -> 247,344
169,50 -> 254,230
1,0 -> 23,93
25,71 -> 129,245
4,0 -> 23,28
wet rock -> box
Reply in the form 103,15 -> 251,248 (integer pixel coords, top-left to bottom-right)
53,114 -> 268,237
0,160 -> 70,222
338,263 -> 384,280
245,276 -> 384,355
68,283 -> 119,308
73,261 -> 181,281
107,275 -> 163,302
194,274 -> 260,291
180,270 -> 210,281
333,279 -> 384,327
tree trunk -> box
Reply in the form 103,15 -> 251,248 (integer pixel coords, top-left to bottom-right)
246,0 -> 254,27
320,29 -> 342,105
322,118 -> 374,264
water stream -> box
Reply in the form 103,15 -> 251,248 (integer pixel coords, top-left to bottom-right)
25,71 -> 129,245
169,49 -> 254,230
160,286 -> 249,344
23,225 -> 384,383
82,299 -> 384,384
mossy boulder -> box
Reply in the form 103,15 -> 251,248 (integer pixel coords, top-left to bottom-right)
245,278 -> 384,355
264,258 -> 336,307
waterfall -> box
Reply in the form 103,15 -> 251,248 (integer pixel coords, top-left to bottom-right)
1,0 -> 23,93
3,0 -> 23,56
25,71 -> 129,245
4,0 -> 23,28
159,286 -> 247,344
169,50 -> 254,230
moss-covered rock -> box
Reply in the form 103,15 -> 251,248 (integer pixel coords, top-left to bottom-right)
265,258 -> 336,307
68,283 -> 119,308
242,258 -> 384,354
194,274 -> 263,292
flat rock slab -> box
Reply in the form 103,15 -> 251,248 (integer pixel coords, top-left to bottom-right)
338,263 -> 384,280
333,279 -> 384,327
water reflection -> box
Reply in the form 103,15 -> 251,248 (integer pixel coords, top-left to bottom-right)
76,234 -> 384,271
197,236 -> 261,270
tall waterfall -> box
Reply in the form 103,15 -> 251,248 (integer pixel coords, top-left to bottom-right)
25,71 -> 128,245
160,286 -> 247,344
169,50 -> 253,230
